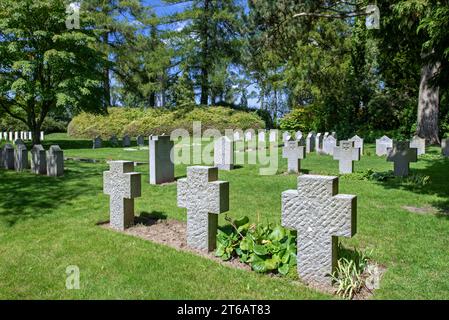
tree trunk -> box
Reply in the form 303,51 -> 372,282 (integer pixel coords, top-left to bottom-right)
200,0 -> 210,106
103,66 -> 111,108
417,61 -> 441,145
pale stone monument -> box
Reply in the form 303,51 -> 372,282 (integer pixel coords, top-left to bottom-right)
295,131 -> 303,141
306,132 -> 316,153
376,135 -> 393,156
3,144 -> 14,169
282,138 -> 306,174
214,136 -> 234,171
46,145 -> 64,177
349,135 -> 364,155
315,133 -> 324,154
177,166 -> 229,252
323,135 -> 337,155
442,138 -> 449,157
410,135 -> 426,156
149,135 -> 174,185
258,130 -> 266,143
281,175 -> 357,286
40,131 -> 44,141
269,130 -> 278,143
387,141 -> 418,177
233,130 -> 244,151
93,136 -> 102,149
31,144 -> 47,174
136,135 -> 145,147
103,161 -> 142,231
333,141 -> 360,174
283,131 -> 292,143
14,143 -> 28,172
122,135 -> 131,147
245,130 -> 254,142
8,132 -> 13,141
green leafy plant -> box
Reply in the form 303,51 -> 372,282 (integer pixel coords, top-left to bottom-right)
216,216 -> 297,275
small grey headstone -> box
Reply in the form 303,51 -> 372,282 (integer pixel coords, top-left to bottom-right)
442,138 -> 449,157
387,141 -> 417,177
410,135 -> 426,156
14,143 -> 29,172
315,133 -> 324,154
122,135 -> 131,147
31,145 -> 47,174
46,145 -> 64,177
136,135 -> 145,147
149,135 -> 174,184
214,136 -> 234,171
93,136 -> 102,149
306,132 -> 316,153
3,144 -> 14,169
282,137 -> 306,174
109,135 -> 119,147
349,135 -> 364,155
323,136 -> 337,155
333,141 -> 360,174
376,135 -> 393,156
14,138 -> 24,146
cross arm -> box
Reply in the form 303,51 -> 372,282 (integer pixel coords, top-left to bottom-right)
207,181 -> 229,214
331,194 -> 357,237
177,178 -> 189,209
281,190 -> 301,230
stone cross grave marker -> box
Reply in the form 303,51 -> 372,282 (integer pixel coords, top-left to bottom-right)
323,135 -> 337,155
282,137 -> 306,174
281,175 -> 357,286
93,136 -> 102,149
149,135 -> 174,184
3,144 -> 14,169
103,161 -> 142,231
214,136 -> 234,171
46,145 -> 64,177
333,140 -> 360,174
376,135 -> 393,156
14,143 -> 28,172
387,141 -> 417,177
122,135 -> 131,147
410,135 -> 426,156
306,132 -> 316,153
349,135 -> 364,155
177,166 -> 229,252
442,138 -> 449,157
31,144 -> 47,174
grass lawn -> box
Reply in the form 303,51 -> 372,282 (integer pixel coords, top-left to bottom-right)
0,133 -> 448,299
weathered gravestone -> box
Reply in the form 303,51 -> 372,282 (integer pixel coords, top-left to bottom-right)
295,131 -> 303,141
149,135 -> 174,184
410,135 -> 426,156
14,138 -> 24,146
387,141 -> 418,177
14,132 -> 18,141
281,175 -> 357,286
177,166 -> 229,251
31,145 -> 47,174
258,130 -> 266,143
46,145 -> 64,177
349,135 -> 364,155
14,144 -> 28,172
315,133 -> 324,154
136,135 -> 145,147
103,161 -> 142,231
282,138 -> 306,174
442,138 -> 449,157
109,135 -> 119,147
233,130 -> 242,142
333,141 -> 360,174
269,130 -> 278,143
3,144 -> 14,169
214,136 -> 234,171
306,132 -> 316,153
376,135 -> 393,156
122,135 -> 131,147
233,130 -> 245,151
92,136 -> 102,149
323,135 -> 337,155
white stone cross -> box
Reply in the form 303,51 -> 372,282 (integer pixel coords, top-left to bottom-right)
103,161 -> 142,231
333,141 -> 360,174
282,137 -> 306,173
387,141 -> 417,177
282,175 -> 357,286
177,166 -> 229,252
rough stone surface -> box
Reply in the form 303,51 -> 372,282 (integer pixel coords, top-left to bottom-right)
387,141 -> 418,177
103,161 -> 142,231
306,132 -> 316,153
281,175 -> 357,286
93,136 -> 102,149
315,133 -> 324,154
443,138 -> 449,157
177,166 -> 229,252
14,143 -> 28,172
295,131 -> 303,141
214,136 -> 234,170
410,135 -> 426,156
258,131 -> 266,142
349,135 -> 364,155
31,145 -> 47,174
122,135 -> 131,147
376,136 -> 393,156
149,135 -> 175,184
283,131 -> 292,143
282,138 -> 306,173
333,141 -> 360,174
323,136 -> 337,155
2,144 -> 14,169
46,145 -> 64,177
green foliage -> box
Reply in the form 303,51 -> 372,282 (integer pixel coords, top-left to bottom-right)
279,107 -> 316,132
343,169 -> 431,187
215,216 -> 297,275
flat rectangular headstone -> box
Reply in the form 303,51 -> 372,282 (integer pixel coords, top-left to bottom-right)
93,136 -> 102,149
46,145 -> 64,177
3,144 -> 14,169
376,135 -> 393,156
323,136 -> 337,155
122,135 -> 131,147
14,144 -> 29,171
410,136 -> 426,156
149,135 -> 175,184
442,138 -> 449,157
31,145 -> 47,174
306,132 -> 316,153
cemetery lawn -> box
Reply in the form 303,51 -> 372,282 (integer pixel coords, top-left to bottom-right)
1,133 -> 448,299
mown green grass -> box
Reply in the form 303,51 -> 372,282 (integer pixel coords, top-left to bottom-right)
0,133 -> 448,299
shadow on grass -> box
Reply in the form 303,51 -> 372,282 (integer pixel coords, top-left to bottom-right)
0,162 -> 102,227
135,211 -> 168,226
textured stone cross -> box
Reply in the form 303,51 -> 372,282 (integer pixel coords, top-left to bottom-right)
333,141 -> 360,174
387,141 -> 417,177
282,137 -> 306,174
104,161 -> 142,231
177,166 -> 229,251
282,175 -> 357,286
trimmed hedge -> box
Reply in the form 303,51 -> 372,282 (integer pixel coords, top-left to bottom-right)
67,107 -> 265,138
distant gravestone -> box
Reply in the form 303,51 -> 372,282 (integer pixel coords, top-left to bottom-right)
233,131 -> 242,141
282,138 -> 306,174
93,136 -> 102,149
376,135 -> 393,156
281,175 -> 357,286
283,131 -> 292,143
214,136 -> 234,171
387,141 -> 418,177
46,145 -> 64,177
122,135 -> 131,147
40,131 -> 44,141
0,148 -> 3,169
333,141 -> 360,174
149,135 -> 174,185
349,135 -> 364,155
295,131 -> 303,141
14,144 -> 28,172
31,145 -> 47,175
109,135 -> 119,147
306,132 -> 316,153
28,132 -> 32,141
3,144 -> 14,169
177,166 -> 229,252
315,133 -> 324,154
442,138 -> 449,157
323,136 -> 337,155
14,138 -> 24,146
269,130 -> 278,143
136,135 -> 145,147
258,130 -> 266,143
103,161 -> 141,231
233,130 -> 244,151
410,135 -> 426,156
323,132 -> 330,140
245,130 -> 254,141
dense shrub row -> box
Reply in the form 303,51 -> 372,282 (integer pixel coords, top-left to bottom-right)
67,107 -> 265,138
